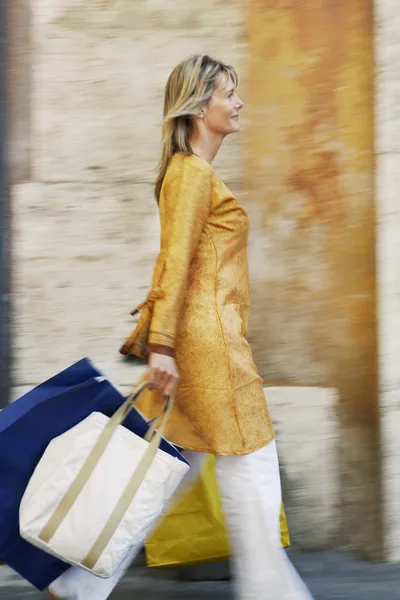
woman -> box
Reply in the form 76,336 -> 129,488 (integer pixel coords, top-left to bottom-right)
48,55 -> 314,599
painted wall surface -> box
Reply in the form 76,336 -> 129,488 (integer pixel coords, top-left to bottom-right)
245,1 -> 380,557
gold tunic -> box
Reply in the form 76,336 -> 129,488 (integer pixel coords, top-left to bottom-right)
121,152 -> 274,455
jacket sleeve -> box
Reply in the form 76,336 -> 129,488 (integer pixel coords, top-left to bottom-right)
147,159 -> 213,356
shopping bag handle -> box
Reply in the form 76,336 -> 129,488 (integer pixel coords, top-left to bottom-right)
39,378 -> 174,571
110,378 -> 173,450
111,378 -> 172,444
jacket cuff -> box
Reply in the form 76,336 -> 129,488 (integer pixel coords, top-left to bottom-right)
148,329 -> 175,347
147,343 -> 175,358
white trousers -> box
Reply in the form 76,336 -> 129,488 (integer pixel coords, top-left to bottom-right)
49,440 -> 314,600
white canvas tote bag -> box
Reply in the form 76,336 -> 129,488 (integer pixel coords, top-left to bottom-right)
19,380 -> 189,578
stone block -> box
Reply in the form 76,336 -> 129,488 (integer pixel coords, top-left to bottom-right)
376,177 -> 400,389
375,0 -> 400,52
9,386 -> 33,404
7,0 -> 31,184
375,0 -> 400,153
376,152 -> 400,561
12,181 -> 159,386
266,386 -> 340,550
381,406 -> 400,562
32,0 -> 246,184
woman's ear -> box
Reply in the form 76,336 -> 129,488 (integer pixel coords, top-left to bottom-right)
194,109 -> 205,120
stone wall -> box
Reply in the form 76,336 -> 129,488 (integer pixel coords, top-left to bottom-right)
11,0 -> 246,391
6,0 -> 387,557
375,0 -> 400,562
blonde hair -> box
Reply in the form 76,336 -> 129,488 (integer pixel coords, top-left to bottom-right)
155,54 -> 238,201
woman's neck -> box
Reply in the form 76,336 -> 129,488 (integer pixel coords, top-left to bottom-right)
189,130 -> 223,164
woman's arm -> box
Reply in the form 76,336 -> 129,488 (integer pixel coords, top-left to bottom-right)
147,157 -> 212,395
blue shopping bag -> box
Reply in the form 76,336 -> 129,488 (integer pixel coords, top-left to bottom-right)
0,358 -> 186,590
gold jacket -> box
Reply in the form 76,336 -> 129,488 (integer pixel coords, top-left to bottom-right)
121,153 -> 274,455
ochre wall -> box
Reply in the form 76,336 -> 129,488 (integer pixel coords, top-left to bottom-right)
245,0 -> 381,557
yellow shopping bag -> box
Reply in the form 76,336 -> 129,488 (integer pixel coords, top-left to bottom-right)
145,455 -> 290,567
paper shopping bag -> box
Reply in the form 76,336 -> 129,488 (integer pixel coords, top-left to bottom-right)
0,358 -> 182,590
145,454 -> 290,567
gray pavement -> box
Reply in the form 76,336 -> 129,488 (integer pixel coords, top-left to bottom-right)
0,551 -> 398,599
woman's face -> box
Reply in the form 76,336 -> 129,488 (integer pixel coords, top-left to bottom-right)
202,74 -> 244,138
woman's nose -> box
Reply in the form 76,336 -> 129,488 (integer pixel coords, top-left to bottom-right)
236,96 -> 244,110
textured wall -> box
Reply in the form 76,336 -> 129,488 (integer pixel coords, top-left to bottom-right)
245,1 -> 380,558
266,386 -> 340,550
375,0 -> 400,562
7,0 -> 383,556
11,0 -> 246,389
7,1 -> 31,185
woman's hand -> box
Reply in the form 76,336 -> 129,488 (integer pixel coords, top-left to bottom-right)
147,352 -> 180,397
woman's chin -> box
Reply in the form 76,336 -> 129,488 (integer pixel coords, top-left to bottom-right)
228,122 -> 241,134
